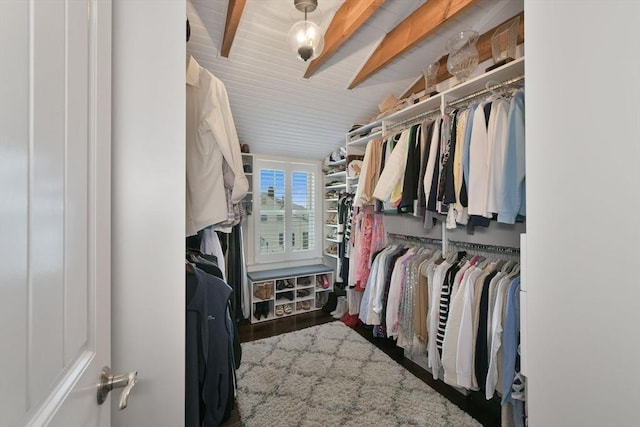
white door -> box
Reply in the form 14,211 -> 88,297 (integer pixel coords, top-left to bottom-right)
0,0 -> 114,426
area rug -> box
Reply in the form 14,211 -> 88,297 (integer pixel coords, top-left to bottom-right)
236,321 -> 481,427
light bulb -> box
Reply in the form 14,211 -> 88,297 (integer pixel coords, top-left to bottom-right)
287,20 -> 324,62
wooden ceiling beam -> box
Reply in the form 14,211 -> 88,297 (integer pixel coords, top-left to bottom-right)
303,0 -> 385,79
399,11 -> 525,99
348,0 -> 478,90
221,0 -> 246,58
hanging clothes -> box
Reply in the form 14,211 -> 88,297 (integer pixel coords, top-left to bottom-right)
363,84 -> 524,232
186,55 -> 248,236
498,89 -> 526,224
200,228 -> 226,281
185,266 -> 236,427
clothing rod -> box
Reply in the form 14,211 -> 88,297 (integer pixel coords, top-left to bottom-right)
386,232 -> 442,245
447,239 -> 520,254
383,106 -> 441,137
448,75 -> 525,107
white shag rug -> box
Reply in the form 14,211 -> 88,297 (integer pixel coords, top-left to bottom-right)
236,321 -> 481,427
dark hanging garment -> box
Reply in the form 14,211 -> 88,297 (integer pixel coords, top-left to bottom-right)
373,247 -> 408,338
226,225 -> 243,322
475,270 -> 498,392
416,120 -> 435,215
186,232 -> 203,252
436,113 -> 454,203
399,124 -> 421,213
426,136 -> 441,213
223,225 -> 243,368
443,112 -> 459,205
185,267 -> 233,427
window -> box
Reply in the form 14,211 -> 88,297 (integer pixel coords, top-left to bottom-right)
254,159 -> 319,263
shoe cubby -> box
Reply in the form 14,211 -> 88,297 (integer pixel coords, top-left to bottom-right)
252,300 -> 273,322
252,280 -> 274,301
247,265 -> 334,323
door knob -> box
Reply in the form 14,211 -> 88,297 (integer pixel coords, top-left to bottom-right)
97,366 -> 138,410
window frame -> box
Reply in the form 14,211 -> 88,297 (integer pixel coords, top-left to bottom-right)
253,158 -> 321,264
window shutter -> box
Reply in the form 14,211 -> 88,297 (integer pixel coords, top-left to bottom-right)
291,170 -> 315,252
258,168 -> 286,255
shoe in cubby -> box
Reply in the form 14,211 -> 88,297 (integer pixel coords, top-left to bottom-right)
297,276 -> 312,286
316,274 -> 330,290
296,300 -> 311,311
296,288 -> 311,298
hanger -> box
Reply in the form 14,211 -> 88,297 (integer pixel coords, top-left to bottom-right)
485,79 -> 522,100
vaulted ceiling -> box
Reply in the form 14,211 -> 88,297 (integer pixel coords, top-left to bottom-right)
187,0 -> 524,160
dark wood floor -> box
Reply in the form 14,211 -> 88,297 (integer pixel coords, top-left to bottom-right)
223,311 -> 501,427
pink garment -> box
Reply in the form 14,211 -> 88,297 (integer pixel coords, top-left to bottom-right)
370,211 -> 386,255
355,210 -> 373,290
354,207 -> 385,291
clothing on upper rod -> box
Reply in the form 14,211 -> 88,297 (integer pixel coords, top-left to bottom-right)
353,84 -> 525,231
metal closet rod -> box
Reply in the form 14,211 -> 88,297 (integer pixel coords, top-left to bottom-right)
447,239 -> 520,254
386,232 -> 442,245
383,106 -> 441,137
448,75 -> 525,108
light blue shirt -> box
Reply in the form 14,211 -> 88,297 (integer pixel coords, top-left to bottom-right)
501,277 -> 521,405
498,89 -> 525,223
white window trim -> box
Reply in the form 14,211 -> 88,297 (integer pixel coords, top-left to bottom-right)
253,158 -> 322,265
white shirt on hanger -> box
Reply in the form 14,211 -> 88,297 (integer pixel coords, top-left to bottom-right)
186,55 -> 248,236
486,99 -> 510,215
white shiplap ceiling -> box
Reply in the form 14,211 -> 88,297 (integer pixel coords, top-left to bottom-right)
187,0 -> 523,160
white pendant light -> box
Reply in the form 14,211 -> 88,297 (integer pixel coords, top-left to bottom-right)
288,0 -> 324,62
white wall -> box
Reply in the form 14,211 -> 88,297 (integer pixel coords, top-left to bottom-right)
111,1 -> 185,426
525,1 -> 640,425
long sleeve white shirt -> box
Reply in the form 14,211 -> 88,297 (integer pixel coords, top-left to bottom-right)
186,56 -> 248,236
486,99 -> 510,215
441,263 -> 476,386
455,266 -> 485,388
467,104 -> 489,217
373,129 -> 411,203
486,275 -> 513,399
485,271 -> 506,358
